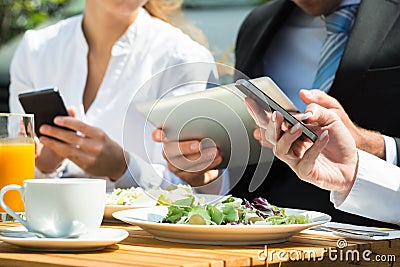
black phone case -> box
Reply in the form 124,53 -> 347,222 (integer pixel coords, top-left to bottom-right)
18,88 -> 70,137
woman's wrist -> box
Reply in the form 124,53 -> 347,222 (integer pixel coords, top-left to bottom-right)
108,151 -> 130,181
35,160 -> 67,178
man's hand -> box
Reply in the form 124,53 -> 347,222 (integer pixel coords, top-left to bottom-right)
152,128 -> 222,187
268,104 -> 359,196
300,89 -> 385,159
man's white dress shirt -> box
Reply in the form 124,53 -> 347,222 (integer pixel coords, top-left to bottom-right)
331,150 -> 400,225
263,0 -> 399,222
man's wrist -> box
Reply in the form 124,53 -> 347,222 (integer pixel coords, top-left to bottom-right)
355,127 -> 385,159
339,149 -> 359,197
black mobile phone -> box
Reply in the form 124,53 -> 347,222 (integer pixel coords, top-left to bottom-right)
18,88 -> 71,137
235,79 -> 318,142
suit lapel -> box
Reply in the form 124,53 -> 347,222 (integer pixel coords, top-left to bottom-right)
330,0 -> 400,99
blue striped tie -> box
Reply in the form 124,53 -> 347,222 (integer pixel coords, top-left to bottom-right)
312,5 -> 359,92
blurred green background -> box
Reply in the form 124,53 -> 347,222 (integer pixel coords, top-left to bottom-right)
0,0 -> 68,46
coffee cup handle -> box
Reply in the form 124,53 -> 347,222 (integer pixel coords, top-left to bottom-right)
0,184 -> 28,228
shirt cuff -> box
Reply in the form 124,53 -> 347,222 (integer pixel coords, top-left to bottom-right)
383,135 -> 398,165
114,152 -> 165,190
331,150 -> 400,225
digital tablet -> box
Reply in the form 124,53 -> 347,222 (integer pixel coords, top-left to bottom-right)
134,77 -> 297,168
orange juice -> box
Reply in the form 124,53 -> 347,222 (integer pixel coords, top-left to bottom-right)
0,142 -> 35,212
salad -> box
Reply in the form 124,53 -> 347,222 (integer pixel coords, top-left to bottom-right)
105,187 -> 148,206
105,185 -> 198,206
162,196 -> 311,225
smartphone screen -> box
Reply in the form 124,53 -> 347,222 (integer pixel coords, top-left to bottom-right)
18,88 -> 71,137
235,79 -> 318,142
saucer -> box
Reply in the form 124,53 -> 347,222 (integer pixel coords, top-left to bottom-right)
0,226 -> 129,252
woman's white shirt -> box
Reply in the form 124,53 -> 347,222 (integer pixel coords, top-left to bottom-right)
331,150 -> 400,225
9,8 -> 218,191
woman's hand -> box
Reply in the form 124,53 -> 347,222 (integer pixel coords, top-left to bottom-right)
245,97 -> 275,149
34,107 -> 77,174
36,109 -> 127,180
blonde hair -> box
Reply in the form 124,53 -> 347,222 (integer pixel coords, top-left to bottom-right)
144,0 -> 209,48
144,0 -> 183,24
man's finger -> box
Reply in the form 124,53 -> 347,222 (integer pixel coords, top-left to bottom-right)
165,147 -> 220,172
163,140 -> 200,158
300,89 -> 341,109
152,128 -> 167,142
304,103 -> 340,127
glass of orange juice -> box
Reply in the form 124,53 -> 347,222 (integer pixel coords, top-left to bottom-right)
0,113 -> 34,217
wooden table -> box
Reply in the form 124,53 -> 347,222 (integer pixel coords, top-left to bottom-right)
0,222 -> 398,267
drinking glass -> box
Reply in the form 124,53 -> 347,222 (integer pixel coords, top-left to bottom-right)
0,113 -> 35,215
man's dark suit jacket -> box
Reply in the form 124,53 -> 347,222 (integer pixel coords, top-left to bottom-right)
232,0 -> 400,228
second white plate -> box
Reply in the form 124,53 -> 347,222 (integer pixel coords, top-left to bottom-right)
113,206 -> 331,245
104,193 -> 223,221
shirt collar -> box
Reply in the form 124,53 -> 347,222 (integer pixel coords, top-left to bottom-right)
288,0 -> 362,27
75,15 -> 89,56
112,8 -> 148,56
340,0 -> 361,7
74,8 -> 149,57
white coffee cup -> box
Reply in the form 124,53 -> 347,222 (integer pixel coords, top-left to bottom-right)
0,178 -> 106,238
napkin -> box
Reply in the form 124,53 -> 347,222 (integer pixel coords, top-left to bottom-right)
302,222 -> 400,240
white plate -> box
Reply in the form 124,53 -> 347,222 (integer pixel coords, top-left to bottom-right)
104,204 -> 153,221
104,193 -> 157,221
0,227 -> 129,252
112,206 -> 331,245
104,193 -> 223,221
